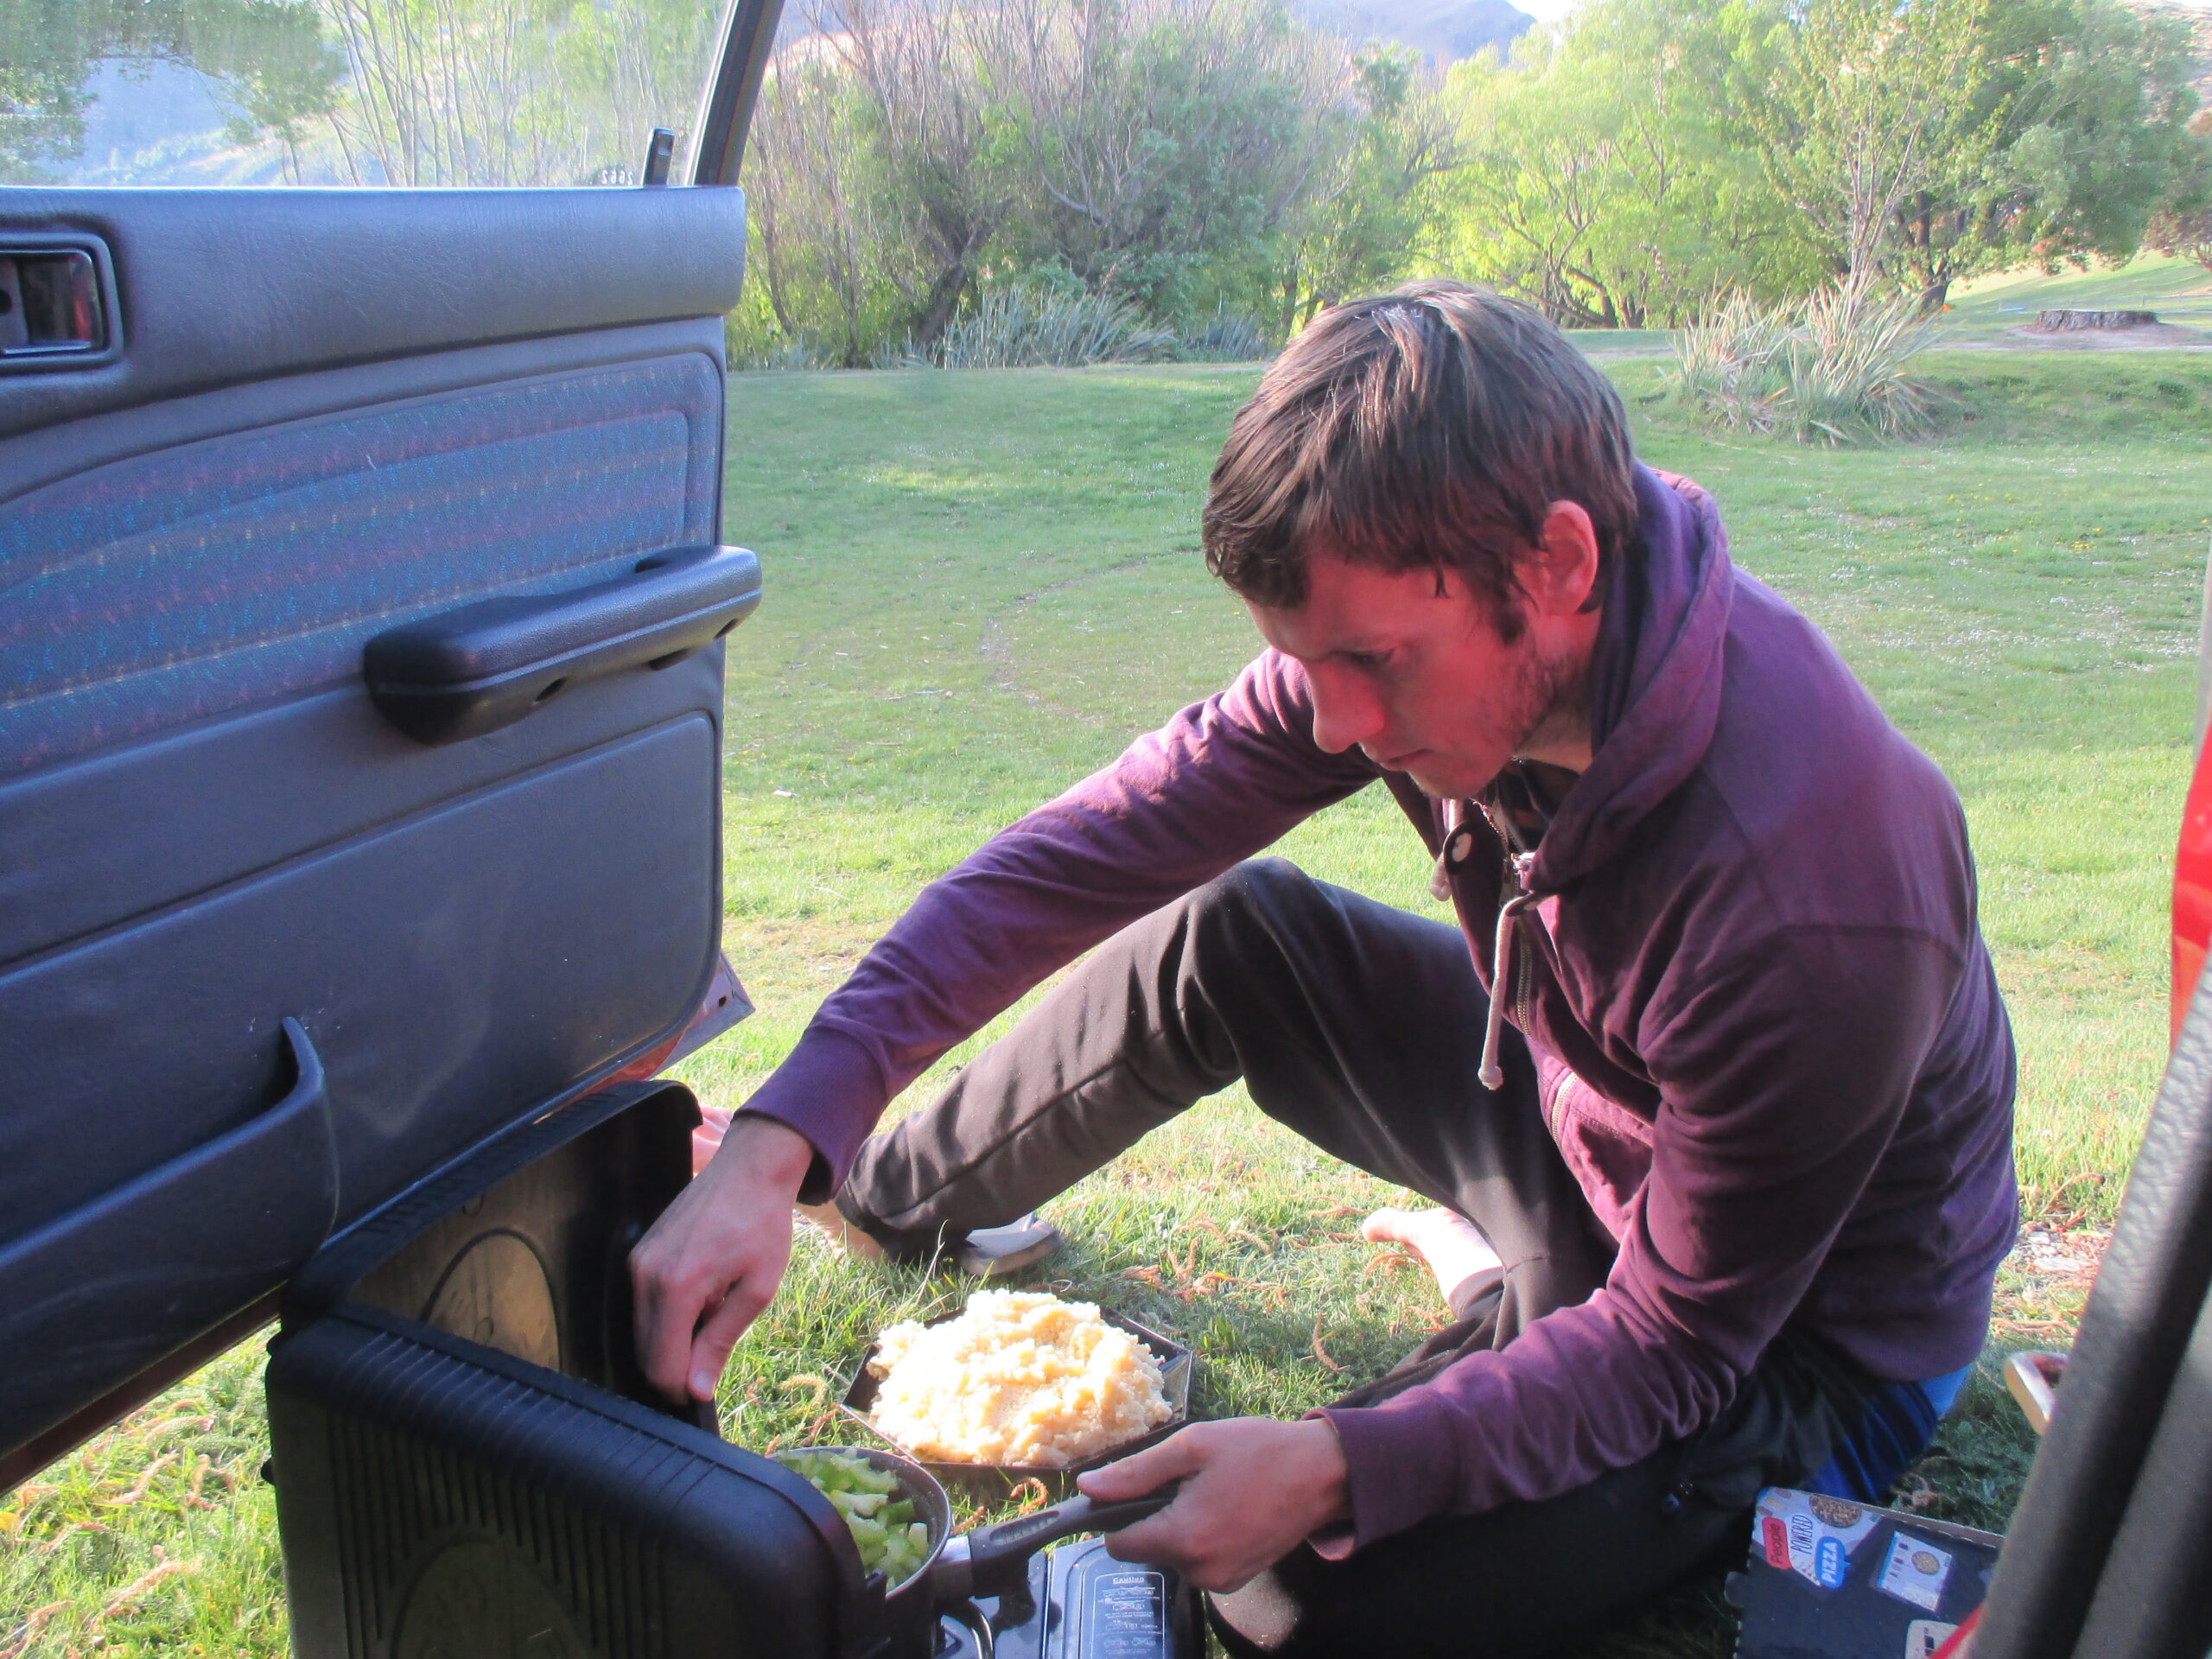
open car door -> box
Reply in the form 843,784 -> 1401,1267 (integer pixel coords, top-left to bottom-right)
0,0 -> 786,1487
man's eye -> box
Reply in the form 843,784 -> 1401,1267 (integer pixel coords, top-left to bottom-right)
1345,652 -> 1389,671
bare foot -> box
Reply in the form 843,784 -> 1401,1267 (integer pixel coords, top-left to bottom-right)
1362,1207 -> 1502,1309
794,1199 -> 887,1261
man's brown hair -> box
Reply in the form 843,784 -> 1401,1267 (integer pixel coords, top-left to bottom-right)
1202,281 -> 1639,633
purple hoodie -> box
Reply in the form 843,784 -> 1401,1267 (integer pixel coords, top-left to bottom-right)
747,466 -> 2018,1547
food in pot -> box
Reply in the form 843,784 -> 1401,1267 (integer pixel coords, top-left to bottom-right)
779,1449 -> 934,1584
867,1290 -> 1172,1467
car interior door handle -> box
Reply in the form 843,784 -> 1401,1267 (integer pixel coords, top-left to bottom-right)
364,543 -> 761,744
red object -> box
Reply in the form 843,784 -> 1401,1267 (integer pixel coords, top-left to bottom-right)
693,1103 -> 735,1174
2173,735 -> 2212,1046
1930,1605 -> 1980,1657
1761,1515 -> 1791,1569
597,952 -> 751,1099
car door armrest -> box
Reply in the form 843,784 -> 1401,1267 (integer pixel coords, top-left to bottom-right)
364,543 -> 762,745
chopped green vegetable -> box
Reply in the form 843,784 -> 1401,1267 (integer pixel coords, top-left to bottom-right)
778,1450 -> 936,1585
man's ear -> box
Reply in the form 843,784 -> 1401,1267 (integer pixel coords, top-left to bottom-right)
1522,501 -> 1600,618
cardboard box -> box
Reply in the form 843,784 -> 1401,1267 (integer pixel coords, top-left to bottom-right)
1728,1489 -> 2001,1658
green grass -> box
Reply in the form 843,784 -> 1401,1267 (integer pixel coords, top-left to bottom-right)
1560,255 -> 2212,355
1942,252 -> 2212,343
10,350 -> 2208,1656
1,1356 -> 285,1657
1568,327 -> 1676,356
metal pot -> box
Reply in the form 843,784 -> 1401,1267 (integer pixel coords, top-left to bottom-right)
776,1446 -> 1178,1658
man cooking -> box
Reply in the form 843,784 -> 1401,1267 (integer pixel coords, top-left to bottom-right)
631,282 -> 2018,1657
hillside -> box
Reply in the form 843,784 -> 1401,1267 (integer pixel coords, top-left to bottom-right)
2127,0 -> 2212,106
771,0 -> 1541,64
1294,0 -> 1535,62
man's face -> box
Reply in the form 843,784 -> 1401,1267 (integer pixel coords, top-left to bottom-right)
1246,550 -> 1584,801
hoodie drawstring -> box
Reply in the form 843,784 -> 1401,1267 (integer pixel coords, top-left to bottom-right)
1440,794 -> 1541,1093
1479,892 -> 1533,1091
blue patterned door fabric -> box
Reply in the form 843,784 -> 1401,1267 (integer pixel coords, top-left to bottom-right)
0,355 -> 723,775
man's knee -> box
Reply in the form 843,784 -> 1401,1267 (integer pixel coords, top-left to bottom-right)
1176,857 -> 1327,951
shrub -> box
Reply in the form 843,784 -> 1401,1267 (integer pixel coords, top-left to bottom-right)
1668,283 -> 1943,444
731,334 -> 846,372
893,286 -> 1179,368
1175,304 -> 1274,362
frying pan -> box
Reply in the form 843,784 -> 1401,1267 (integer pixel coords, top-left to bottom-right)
838,1308 -> 1195,1498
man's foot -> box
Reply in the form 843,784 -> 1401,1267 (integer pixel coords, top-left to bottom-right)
1361,1207 -> 1503,1309
794,1198 -> 887,1261
950,1215 -> 1065,1279
794,1202 -> 1065,1280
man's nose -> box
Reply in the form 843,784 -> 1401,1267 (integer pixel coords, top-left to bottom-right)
1308,677 -> 1384,755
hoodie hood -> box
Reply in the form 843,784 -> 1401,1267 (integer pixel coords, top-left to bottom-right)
1527,466 -> 1734,889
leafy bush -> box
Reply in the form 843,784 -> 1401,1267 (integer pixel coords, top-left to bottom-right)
1175,304 -> 1274,362
892,286 -> 1179,368
1669,283 -> 1943,444
731,334 -> 847,372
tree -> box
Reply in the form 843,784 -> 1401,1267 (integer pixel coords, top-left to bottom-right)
1989,0 -> 2208,278
0,0 -> 104,179
2147,98 -> 2212,274
1751,0 -> 1991,293
1885,0 -> 2211,308
0,0 -> 728,187
728,0 -> 1368,361
1424,0 -> 1821,328
1270,43 -> 1460,333
829,0 -> 1013,348
1432,48 -> 1630,327
992,0 -> 1344,317
745,41 -> 909,363
2150,205 -> 2212,270
0,0 -> 341,181
316,0 -> 718,184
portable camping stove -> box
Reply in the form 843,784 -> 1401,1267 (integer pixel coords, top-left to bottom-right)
263,1082 -> 1204,1659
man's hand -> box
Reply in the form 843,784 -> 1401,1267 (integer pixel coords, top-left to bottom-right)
1076,1417 -> 1351,1592
630,1113 -> 815,1403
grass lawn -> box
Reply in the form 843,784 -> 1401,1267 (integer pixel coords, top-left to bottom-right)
8,345 -> 2209,1656
1942,252 -> 2212,343
1555,254 -> 2212,354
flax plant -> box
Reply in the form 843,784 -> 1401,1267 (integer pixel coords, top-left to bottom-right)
1669,279 -> 1943,444
889,284 -> 1180,367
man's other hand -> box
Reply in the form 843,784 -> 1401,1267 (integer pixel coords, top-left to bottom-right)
1077,1417 -> 1351,1592
630,1113 -> 815,1404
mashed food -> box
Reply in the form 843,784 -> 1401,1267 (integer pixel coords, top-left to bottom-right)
867,1290 -> 1172,1466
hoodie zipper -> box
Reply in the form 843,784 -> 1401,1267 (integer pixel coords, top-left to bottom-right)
1515,918 -> 1536,1033
1542,1064 -> 1575,1140
1509,844 -> 1537,1036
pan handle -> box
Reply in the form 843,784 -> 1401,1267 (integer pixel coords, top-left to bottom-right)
957,1481 -> 1182,1600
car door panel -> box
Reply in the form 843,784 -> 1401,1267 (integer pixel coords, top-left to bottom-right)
0,182 -> 752,1471
1,352 -> 728,775
0,1017 -> 335,1475
0,702 -> 721,1218
0,317 -> 726,507
0,188 -> 745,437
3,598 -> 722,975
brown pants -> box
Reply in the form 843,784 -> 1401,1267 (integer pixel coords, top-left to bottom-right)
840,860 -> 1878,1657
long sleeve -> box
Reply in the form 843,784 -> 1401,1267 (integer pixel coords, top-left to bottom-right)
1318,921 -> 1963,1546
741,650 -> 1381,1199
